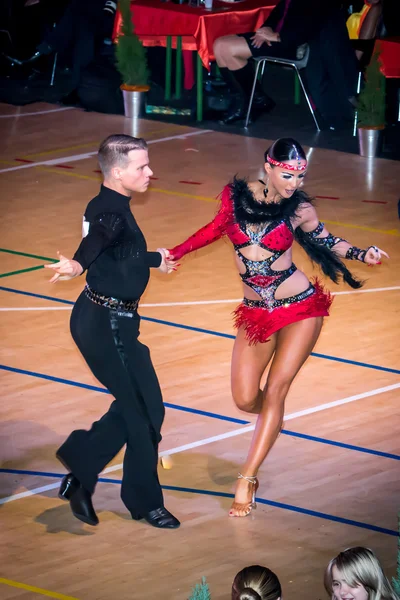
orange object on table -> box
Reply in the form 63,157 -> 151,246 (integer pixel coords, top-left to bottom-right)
113,0 -> 276,69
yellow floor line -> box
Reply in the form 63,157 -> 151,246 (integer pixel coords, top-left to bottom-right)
33,167 -> 400,237
0,577 -> 79,600
35,166 -> 99,181
24,141 -> 101,159
22,125 -> 179,159
151,187 -> 216,203
324,219 -> 399,236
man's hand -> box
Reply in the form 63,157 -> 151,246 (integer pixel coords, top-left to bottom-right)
44,252 -> 83,283
251,27 -> 280,49
157,248 -> 179,274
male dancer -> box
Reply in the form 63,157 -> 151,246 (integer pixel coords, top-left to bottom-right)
46,134 -> 180,529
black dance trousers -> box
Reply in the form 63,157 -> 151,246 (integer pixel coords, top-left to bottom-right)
57,292 -> 165,514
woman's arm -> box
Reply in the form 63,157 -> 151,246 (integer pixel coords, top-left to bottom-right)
167,186 -> 232,261
298,204 -> 389,265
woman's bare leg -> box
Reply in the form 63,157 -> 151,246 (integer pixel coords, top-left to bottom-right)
231,326 -> 277,415
230,317 -> 323,517
213,35 -> 252,70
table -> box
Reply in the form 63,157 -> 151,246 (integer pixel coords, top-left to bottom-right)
114,0 -> 276,121
375,37 -> 400,120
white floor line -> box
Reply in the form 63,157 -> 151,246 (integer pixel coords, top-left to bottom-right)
0,130 -> 212,174
1,285 -> 399,312
0,307 -> 73,311
333,286 -> 400,296
1,381 -> 398,505
0,107 -> 75,119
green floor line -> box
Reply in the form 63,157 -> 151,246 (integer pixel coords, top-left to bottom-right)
0,265 -> 45,279
0,248 -> 56,262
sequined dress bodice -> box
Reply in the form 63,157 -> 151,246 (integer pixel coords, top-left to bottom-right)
169,183 -> 316,310
234,219 -> 299,309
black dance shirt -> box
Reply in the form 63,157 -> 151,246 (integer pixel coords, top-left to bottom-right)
73,184 -> 161,300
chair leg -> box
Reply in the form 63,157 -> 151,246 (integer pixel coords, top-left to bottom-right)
398,86 -> 400,122
245,60 -> 262,128
296,67 -> 321,132
356,70 -> 362,95
50,52 -> 58,87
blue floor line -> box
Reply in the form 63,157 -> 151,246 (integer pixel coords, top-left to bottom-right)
1,364 -> 399,460
0,364 -> 246,425
280,429 -> 400,461
0,468 -> 396,537
1,284 -> 400,375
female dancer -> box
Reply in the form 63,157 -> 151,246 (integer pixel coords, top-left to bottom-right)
325,547 -> 400,600
164,138 -> 388,518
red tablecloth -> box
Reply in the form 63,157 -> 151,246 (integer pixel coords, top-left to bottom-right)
375,37 -> 400,78
114,0 -> 276,68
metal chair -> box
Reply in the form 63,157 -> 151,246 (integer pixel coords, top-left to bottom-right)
245,44 -> 321,131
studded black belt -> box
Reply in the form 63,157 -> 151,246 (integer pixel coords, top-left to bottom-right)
84,284 -> 139,313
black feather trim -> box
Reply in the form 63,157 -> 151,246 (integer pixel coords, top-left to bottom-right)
295,228 -> 364,289
230,177 -> 364,290
231,176 -> 311,225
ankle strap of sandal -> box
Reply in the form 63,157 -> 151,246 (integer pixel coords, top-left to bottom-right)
238,472 -> 257,484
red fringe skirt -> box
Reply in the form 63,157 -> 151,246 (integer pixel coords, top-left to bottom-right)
233,279 -> 333,345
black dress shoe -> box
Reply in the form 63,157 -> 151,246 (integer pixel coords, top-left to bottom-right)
221,94 -> 275,125
221,106 -> 247,125
3,53 -> 24,66
59,474 -> 99,526
131,507 -> 180,529
3,42 -> 53,67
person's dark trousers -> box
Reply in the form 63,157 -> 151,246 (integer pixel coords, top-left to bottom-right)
57,292 -> 165,515
36,0 -> 105,84
42,0 -> 105,54
305,12 -> 359,126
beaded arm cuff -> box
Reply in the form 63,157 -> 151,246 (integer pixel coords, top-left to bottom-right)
345,247 -> 367,262
302,222 -> 345,249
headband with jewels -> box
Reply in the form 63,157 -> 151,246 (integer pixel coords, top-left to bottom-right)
266,156 -> 307,171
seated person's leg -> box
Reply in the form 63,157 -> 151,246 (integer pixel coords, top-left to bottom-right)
213,34 -> 275,124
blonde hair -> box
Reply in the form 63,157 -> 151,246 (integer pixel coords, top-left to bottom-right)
98,134 -> 148,177
232,565 -> 281,600
324,547 -> 399,600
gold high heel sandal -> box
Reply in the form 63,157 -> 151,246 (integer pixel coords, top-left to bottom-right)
229,473 -> 259,518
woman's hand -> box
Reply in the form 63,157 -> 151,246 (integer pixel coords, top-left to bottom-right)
157,248 -> 179,274
363,245 -> 389,265
251,27 -> 280,49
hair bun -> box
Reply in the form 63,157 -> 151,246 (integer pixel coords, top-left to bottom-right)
239,589 -> 261,600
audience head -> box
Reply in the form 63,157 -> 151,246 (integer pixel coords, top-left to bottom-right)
232,565 -> 282,600
324,546 -> 399,600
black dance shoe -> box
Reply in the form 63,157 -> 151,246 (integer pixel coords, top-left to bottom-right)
131,507 -> 180,529
59,474 -> 99,526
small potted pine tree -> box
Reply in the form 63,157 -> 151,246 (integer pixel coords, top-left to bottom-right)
115,0 -> 150,119
357,49 -> 386,158
188,577 -> 211,600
